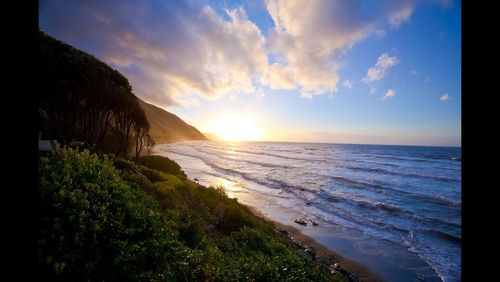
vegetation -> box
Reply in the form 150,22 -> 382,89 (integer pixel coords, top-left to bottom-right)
138,155 -> 186,178
38,148 -> 339,281
138,99 -> 207,144
39,31 -> 151,159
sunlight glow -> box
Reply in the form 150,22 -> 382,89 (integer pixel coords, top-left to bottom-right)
208,116 -> 262,141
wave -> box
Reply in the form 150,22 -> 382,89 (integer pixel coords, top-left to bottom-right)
263,177 -> 318,194
230,148 -> 325,162
345,165 -> 460,182
316,191 -> 410,216
316,190 -> 460,233
426,229 -> 461,244
170,149 -> 457,241
423,153 -> 460,161
313,192 -> 461,249
166,147 -> 324,195
188,158 -> 302,199
411,193 -> 461,208
200,168 -> 293,199
311,201 -> 411,246
324,174 -> 461,208
377,155 -> 435,163
424,215 -> 461,230
375,154 -> 456,164
327,175 -> 387,189
169,147 -> 295,170
168,146 -> 461,217
345,159 -> 402,167
374,201 -> 401,212
401,229 -> 461,282
183,142 -> 315,162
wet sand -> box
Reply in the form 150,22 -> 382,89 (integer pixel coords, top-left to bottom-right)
247,206 -> 385,282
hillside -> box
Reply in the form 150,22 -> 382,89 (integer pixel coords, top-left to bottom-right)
38,148 -> 341,281
202,132 -> 220,141
138,99 -> 207,144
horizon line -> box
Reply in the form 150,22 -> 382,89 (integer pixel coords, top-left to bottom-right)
190,138 -> 461,149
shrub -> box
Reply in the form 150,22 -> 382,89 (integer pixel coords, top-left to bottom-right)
111,157 -> 137,172
216,204 -> 256,235
138,166 -> 167,183
178,219 -> 207,249
38,148 -> 340,281
138,155 -> 186,177
38,148 -> 181,281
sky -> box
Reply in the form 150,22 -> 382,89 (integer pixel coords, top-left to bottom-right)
39,0 -> 461,146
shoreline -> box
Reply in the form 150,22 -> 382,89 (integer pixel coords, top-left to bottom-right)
155,142 -> 457,282
247,206 -> 385,282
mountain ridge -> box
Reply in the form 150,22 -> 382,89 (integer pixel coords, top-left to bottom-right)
138,99 -> 207,143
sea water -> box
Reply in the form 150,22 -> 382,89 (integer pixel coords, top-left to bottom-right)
154,141 -> 461,282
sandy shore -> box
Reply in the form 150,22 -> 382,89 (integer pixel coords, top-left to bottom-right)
247,206 -> 385,282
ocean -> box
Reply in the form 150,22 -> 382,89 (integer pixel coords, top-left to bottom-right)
153,141 -> 461,282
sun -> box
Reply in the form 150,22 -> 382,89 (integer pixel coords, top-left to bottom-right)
209,116 -> 262,141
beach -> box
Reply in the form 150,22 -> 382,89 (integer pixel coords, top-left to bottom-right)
248,206 -> 385,281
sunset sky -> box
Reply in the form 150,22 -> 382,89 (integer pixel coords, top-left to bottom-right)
39,0 -> 461,146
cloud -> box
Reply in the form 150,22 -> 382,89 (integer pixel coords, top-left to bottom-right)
382,89 -> 396,100
256,88 -> 266,99
440,93 -> 450,101
343,80 -> 354,89
260,63 -> 296,90
362,53 -> 399,84
264,0 -> 416,98
388,5 -> 413,28
39,0 -> 421,107
40,0 -> 268,108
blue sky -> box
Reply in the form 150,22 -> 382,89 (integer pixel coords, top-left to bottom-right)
39,0 -> 461,146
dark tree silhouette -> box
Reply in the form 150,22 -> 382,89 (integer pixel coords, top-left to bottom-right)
39,31 -> 152,159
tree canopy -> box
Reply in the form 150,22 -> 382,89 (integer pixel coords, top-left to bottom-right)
39,31 -> 151,159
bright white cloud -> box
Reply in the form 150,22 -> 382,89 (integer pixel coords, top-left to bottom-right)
382,89 -> 396,100
362,53 -> 399,84
260,63 -> 296,90
264,0 -> 415,98
343,80 -> 354,89
440,93 -> 450,101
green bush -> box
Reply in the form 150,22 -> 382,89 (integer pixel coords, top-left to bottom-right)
38,148 -> 340,281
111,157 -> 137,172
138,166 -> 167,183
38,149 -> 181,281
217,204 -> 256,235
138,155 -> 186,177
